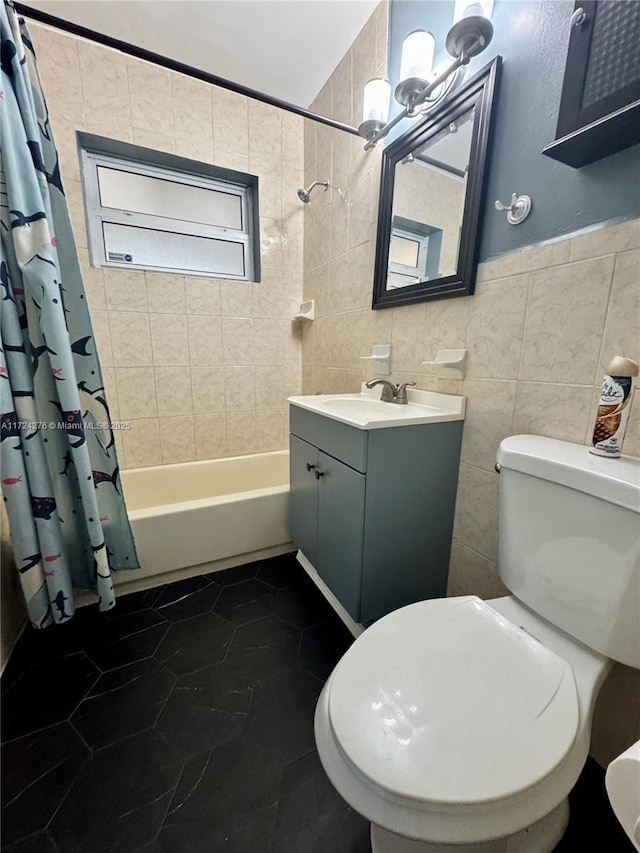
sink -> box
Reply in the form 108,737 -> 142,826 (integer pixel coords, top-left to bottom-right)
288,386 -> 465,430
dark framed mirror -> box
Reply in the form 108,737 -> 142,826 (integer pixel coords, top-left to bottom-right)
372,57 -> 501,309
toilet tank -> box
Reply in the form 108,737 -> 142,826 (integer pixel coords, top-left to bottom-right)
496,435 -> 640,669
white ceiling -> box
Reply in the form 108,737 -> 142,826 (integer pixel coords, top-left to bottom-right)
26,0 -> 379,108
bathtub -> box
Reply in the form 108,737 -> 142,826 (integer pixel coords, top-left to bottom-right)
111,450 -> 291,594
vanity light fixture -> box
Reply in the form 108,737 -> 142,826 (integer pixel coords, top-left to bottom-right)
358,0 -> 495,150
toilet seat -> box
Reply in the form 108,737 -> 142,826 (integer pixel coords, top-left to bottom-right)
327,596 -> 580,808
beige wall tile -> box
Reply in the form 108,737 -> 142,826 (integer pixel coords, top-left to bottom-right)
128,59 -> 173,134
220,280 -> 253,318
78,41 -> 131,140
132,127 -> 175,154
569,219 -> 640,262
146,274 -> 185,314
255,365 -> 287,409
212,86 -> 249,157
159,416 -> 196,464
453,463 -> 500,563
255,409 -> 286,452
424,296 -> 469,356
598,249 -> 640,377
172,75 -> 213,162
122,418 -> 161,468
224,366 -> 256,411
155,366 -> 193,416
115,367 -> 157,419
185,277 -> 222,316
519,257 -> 614,384
194,414 -> 228,460
477,239 -> 571,282
222,318 -> 254,364
150,314 -> 189,366
254,319 -> 286,365
64,180 -> 88,249
248,100 -> 282,162
332,53 -> 352,126
187,316 -> 224,366
390,304 -> 426,374
191,367 -> 225,414
447,542 -> 507,599
105,270 -> 148,313
466,275 -> 529,379
282,112 -> 304,172
32,25 -> 84,127
260,218 -> 284,271
109,312 -> 152,366
513,381 -> 594,444
226,411 -> 258,456
348,171 -> 373,250
461,379 -> 517,472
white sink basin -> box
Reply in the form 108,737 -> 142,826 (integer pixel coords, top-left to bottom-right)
288,386 -> 465,430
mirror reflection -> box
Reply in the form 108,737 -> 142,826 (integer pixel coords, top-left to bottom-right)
387,107 -> 474,291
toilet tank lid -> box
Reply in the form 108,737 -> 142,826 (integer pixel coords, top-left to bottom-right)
497,435 -> 640,514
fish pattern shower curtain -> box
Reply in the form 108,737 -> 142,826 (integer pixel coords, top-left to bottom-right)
1,1 -> 139,627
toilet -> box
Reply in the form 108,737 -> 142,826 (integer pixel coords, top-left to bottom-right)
315,435 -> 640,853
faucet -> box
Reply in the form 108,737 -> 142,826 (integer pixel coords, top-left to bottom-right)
365,379 -> 416,404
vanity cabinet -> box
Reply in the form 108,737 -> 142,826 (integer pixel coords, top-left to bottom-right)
289,404 -> 464,625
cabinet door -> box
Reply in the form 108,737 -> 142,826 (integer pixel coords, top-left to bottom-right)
289,434 -> 319,565
316,452 -> 365,622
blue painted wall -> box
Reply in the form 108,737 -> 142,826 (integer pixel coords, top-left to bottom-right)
388,0 -> 640,261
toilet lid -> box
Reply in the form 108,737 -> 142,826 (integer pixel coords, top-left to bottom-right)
328,596 -> 580,805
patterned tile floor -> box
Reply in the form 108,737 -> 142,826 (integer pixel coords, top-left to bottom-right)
1,553 -> 632,852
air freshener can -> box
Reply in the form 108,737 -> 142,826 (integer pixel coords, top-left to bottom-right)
590,356 -> 638,458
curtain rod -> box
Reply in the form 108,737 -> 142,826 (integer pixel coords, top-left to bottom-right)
14,2 -> 360,137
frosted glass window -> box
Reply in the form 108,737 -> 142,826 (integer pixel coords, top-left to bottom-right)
103,223 -> 245,277
97,167 -> 243,230
80,138 -> 258,281
389,234 -> 420,267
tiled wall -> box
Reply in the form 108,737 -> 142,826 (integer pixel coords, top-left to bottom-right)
31,23 -> 304,469
302,1 -> 640,763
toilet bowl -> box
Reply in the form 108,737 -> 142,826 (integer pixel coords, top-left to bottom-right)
315,436 -> 640,851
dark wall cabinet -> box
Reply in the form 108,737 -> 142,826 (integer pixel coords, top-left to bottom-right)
543,0 -> 640,167
289,405 -> 463,626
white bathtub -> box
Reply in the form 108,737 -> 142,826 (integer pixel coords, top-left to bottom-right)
112,450 -> 291,593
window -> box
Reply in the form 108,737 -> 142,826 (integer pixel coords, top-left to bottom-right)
387,217 -> 442,290
78,133 -> 260,281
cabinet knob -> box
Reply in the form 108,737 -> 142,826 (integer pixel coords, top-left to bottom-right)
314,470 -> 325,479
306,463 -> 316,472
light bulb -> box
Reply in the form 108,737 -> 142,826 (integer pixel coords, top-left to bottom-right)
453,0 -> 494,23
362,78 -> 391,124
399,30 -> 435,84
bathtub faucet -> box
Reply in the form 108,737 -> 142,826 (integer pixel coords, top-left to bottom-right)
365,379 -> 415,404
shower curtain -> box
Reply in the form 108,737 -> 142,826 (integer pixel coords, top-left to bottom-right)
1,1 -> 139,628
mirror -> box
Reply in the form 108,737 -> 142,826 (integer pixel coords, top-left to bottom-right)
372,57 -> 501,309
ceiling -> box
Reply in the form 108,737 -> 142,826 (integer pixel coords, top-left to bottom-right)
25,0 -> 380,108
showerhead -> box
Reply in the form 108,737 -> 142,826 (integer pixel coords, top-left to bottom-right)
297,180 -> 329,204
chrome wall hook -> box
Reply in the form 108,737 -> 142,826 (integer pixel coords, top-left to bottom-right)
494,192 -> 532,225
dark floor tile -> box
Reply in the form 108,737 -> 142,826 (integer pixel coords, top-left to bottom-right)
213,579 -> 276,626
156,661 -> 251,756
2,832 -> 58,853
2,607 -> 103,679
299,618 -> 354,681
1,723 -> 88,846
275,579 -> 336,629
71,658 -> 175,749
163,738 -> 282,828
106,586 -> 166,618
148,805 -> 278,853
243,667 -> 322,765
154,612 -> 234,677
166,749 -> 212,816
49,729 -> 182,853
273,750 -> 371,853
256,552 -> 301,589
207,561 -> 259,586
226,616 -> 300,685
555,758 -> 635,851
1,653 -> 99,742
85,611 -> 170,671
153,576 -> 221,622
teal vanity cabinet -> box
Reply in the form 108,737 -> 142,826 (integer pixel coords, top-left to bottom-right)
289,401 -> 464,625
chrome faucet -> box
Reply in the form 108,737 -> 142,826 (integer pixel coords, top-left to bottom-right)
365,379 -> 416,404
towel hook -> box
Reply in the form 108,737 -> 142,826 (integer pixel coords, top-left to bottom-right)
494,192 -> 532,225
